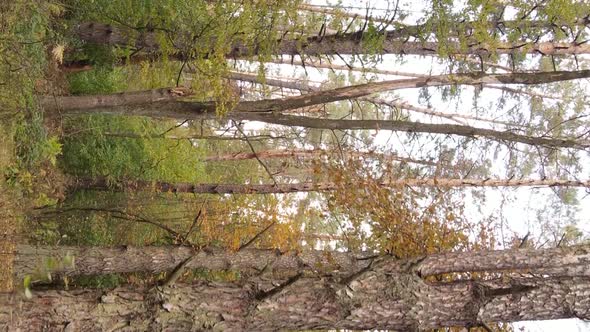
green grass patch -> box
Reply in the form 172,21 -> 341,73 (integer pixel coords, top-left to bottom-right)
60,115 -> 206,182
68,66 -> 127,95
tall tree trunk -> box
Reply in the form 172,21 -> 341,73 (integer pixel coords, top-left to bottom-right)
242,113 -> 589,149
69,176 -> 590,194
15,244 -> 590,279
45,70 -> 590,114
101,132 -> 289,142
53,104 -> 590,149
44,71 -> 590,149
229,71 -> 521,126
74,21 -> 590,57
203,148 -> 436,166
253,60 -> 565,100
4,245 -> 590,330
40,87 -> 194,112
14,244 -> 372,279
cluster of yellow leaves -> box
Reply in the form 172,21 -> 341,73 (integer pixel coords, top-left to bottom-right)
192,194 -> 303,252
322,157 -> 496,257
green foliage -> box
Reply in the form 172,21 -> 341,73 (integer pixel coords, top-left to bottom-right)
68,67 -> 127,95
62,0 -> 301,113
13,106 -> 62,171
61,115 -> 206,182
0,1 -> 51,113
70,274 -> 124,289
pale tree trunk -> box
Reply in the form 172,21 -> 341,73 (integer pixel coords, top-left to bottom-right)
45,70 -> 590,114
229,71 -> 520,126
44,71 -> 590,149
15,244 -> 590,278
243,112 -> 590,149
267,56 -> 512,76
69,177 -> 590,194
40,87 -> 194,112
259,59 -> 565,100
4,245 -> 590,331
101,132 -> 289,142
74,21 -> 590,57
203,148 -> 436,166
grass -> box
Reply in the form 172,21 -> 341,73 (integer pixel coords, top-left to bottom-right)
0,119 -> 19,292
0,1 -> 65,292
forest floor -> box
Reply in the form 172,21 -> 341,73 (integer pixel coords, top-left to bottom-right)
0,118 -> 19,292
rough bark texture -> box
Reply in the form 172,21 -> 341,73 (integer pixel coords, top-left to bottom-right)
14,245 -> 374,279
416,245 -> 590,277
74,21 -> 590,57
16,244 -> 590,279
70,177 -> 590,195
4,245 -> 590,331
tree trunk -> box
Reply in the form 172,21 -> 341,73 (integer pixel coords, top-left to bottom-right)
44,71 -> 590,149
74,21 -> 590,57
69,176 -> 590,195
252,60 -> 565,100
229,71 -> 522,126
60,103 -> 585,149
242,113 -> 589,149
4,245 -> 590,331
40,87 -> 194,113
101,132 -> 288,142
45,70 -> 590,114
203,148 -> 436,166
15,244 -> 590,279
14,244 -> 373,280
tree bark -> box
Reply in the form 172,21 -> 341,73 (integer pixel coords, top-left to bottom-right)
255,59 -> 565,100
242,113 -> 590,149
45,70 -> 590,114
74,21 -> 590,57
5,245 -> 590,331
69,176 -> 590,194
40,87 -> 194,113
229,71 -> 523,126
203,148 -> 436,166
15,244 -> 590,279
44,71 -> 590,149
14,244 -> 373,279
